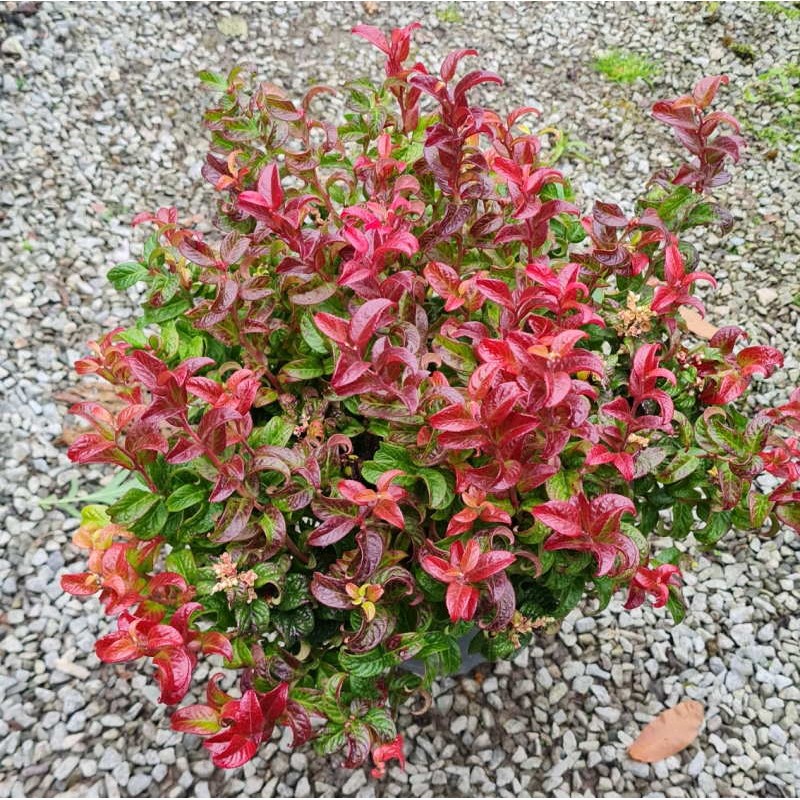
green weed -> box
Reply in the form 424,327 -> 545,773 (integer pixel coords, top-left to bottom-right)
760,1 -> 800,19
592,50 -> 660,85
435,4 -> 463,23
743,63 -> 800,162
39,470 -> 145,518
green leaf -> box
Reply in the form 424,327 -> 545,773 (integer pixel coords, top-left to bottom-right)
234,603 -> 252,630
338,648 -> 400,678
476,631 -> 518,661
280,359 -> 325,381
656,185 -> 694,224
775,501 -> 800,533
638,502 -> 659,536
108,262 -> 148,290
131,499 -> 168,540
315,726 -> 347,757
416,631 -> 461,679
179,502 -> 217,538
633,446 -> 669,478
249,415 -> 294,448
671,502 -> 694,539
413,566 -> 446,602
272,606 -> 314,644
717,462 -> 744,509
545,571 -> 587,618
433,335 -> 477,375
653,546 -> 682,566
666,585 -> 686,624
177,333 -> 206,360
418,468 -> 454,510
301,314 -> 329,354
593,576 -> 614,613
151,271 -> 180,304
118,325 -> 150,349
695,510 -> 731,545
108,488 -> 160,526
361,443 -> 453,509
159,320 -> 180,359
563,551 -> 594,575
166,483 -> 206,512
682,201 -> 717,229
80,504 -> 111,527
143,295 -> 192,324
347,674 -> 382,700
657,451 -> 701,484
165,548 -> 198,583
362,707 -> 397,741
277,573 -> 309,611
196,593 -> 235,629
226,637 -> 254,668
518,579 -> 559,620
748,493 -> 772,529
198,70 -> 229,92
142,232 -> 159,264
545,470 -> 579,500
621,522 -> 649,560
705,414 -> 747,457
251,556 -> 291,587
249,599 -> 271,629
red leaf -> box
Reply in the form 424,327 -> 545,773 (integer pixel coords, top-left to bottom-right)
424,261 -> 460,298
351,24 -> 389,54
468,551 -> 516,582
349,298 -> 395,351
440,48 -> 477,82
429,404 -> 479,432
475,277 -> 513,309
171,704 -> 221,735
445,581 -> 479,622
453,70 -> 503,106
178,238 -> 217,268
310,573 -> 352,609
95,633 -> 140,663
67,434 -> 117,464
238,191 -> 272,221
165,437 -> 205,464
313,312 -> 349,345
419,553 -> 453,583
308,516 -> 358,547
199,632 -> 233,660
234,690 -> 266,736
374,499 -> 405,528
258,682 -> 289,725
257,163 -> 284,210
693,74 -> 729,110
60,572 -> 99,596
208,734 -> 259,769
737,346 -> 783,376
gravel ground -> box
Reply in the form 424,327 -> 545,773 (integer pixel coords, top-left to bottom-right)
1,2 -> 799,797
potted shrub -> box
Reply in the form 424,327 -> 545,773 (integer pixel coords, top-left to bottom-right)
61,22 -> 800,776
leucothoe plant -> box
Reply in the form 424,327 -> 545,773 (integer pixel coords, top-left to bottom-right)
61,22 -> 800,774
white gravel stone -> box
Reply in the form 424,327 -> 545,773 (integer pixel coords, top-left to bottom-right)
2,4 -> 799,799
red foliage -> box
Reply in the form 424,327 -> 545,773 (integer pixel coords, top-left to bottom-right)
60,21 -> 800,775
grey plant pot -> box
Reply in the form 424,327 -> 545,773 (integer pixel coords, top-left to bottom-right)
399,628 -> 487,677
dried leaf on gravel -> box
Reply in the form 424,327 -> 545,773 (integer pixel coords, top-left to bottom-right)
679,306 -> 719,339
628,700 -> 704,763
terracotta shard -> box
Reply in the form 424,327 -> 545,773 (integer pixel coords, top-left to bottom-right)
627,700 -> 704,763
